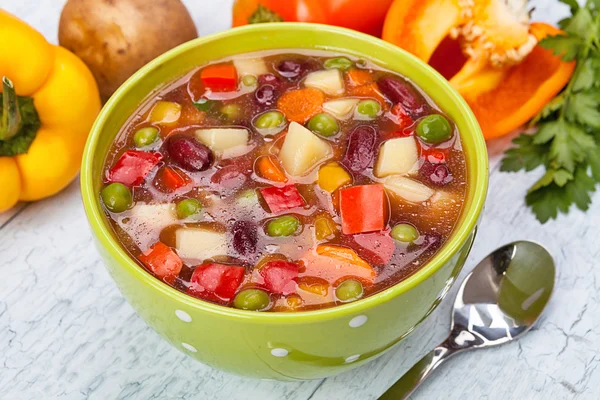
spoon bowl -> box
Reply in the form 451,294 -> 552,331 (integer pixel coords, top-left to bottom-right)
380,241 -> 555,399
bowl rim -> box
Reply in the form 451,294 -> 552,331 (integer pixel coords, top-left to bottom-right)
81,22 -> 488,324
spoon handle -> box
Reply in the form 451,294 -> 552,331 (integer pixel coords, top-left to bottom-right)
378,338 -> 460,400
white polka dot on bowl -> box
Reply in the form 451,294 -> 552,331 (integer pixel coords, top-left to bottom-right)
349,315 -> 368,328
175,310 -> 192,323
182,342 -> 197,353
345,354 -> 360,363
270,348 -> 289,357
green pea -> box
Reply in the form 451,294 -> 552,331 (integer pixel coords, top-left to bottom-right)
234,289 -> 271,311
335,280 -> 364,302
307,113 -> 339,137
133,127 -> 159,148
176,198 -> 201,219
242,75 -> 257,86
324,57 -> 353,71
221,104 -> 241,121
101,183 -> 132,213
266,215 -> 300,237
254,111 -> 285,129
356,100 -> 381,119
237,189 -> 259,208
391,223 -> 419,243
193,98 -> 216,111
416,114 -> 453,144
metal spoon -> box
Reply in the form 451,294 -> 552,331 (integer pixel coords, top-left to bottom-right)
379,241 -> 555,399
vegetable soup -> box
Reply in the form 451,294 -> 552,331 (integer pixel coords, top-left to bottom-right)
100,50 -> 467,311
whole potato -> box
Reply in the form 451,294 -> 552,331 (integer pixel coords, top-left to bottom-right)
59,0 -> 198,102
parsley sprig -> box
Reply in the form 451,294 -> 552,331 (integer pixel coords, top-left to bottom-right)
501,0 -> 600,223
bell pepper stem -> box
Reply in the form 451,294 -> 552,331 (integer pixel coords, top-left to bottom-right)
0,76 -> 22,141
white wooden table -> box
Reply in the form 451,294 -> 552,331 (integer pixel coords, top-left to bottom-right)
2,1 -> 599,399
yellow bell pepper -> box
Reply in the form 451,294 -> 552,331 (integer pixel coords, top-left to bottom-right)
0,10 -> 101,212
317,162 -> 352,193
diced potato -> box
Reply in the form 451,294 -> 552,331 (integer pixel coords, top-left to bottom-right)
175,227 -> 228,260
195,128 -> 250,158
304,69 -> 344,96
318,162 -> 352,192
233,58 -> 268,77
384,176 -> 434,203
374,137 -> 419,178
148,101 -> 181,124
323,98 -> 359,119
117,203 -> 176,250
279,122 -> 333,176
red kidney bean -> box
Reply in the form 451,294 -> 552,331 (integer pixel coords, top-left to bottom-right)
258,73 -> 279,86
166,135 -> 213,172
276,60 -> 303,79
377,76 -> 431,119
211,164 -> 248,191
342,125 -> 377,173
231,220 -> 258,258
255,84 -> 277,106
420,161 -> 453,186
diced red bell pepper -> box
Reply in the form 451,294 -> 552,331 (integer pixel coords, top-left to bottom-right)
260,260 -> 299,295
187,263 -> 245,303
422,148 -> 447,164
340,184 -> 386,234
107,150 -> 163,186
351,230 -> 396,265
158,167 -> 190,193
259,185 -> 306,213
139,242 -> 183,284
390,104 -> 413,131
200,63 -> 238,92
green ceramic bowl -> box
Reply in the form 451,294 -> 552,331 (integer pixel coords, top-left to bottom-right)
81,23 -> 488,381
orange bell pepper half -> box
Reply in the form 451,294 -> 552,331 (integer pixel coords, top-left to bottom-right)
455,24 -> 576,140
381,0 -> 575,140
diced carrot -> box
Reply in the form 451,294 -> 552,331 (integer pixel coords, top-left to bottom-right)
277,88 -> 326,123
301,245 -> 376,284
256,155 -> 288,183
139,242 -> 183,284
158,167 -> 190,193
347,68 -> 374,86
316,245 -> 374,273
297,276 -> 330,296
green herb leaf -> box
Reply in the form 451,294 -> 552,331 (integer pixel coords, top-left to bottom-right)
559,0 -> 580,14
533,120 -> 563,144
531,94 -> 565,126
589,150 -> 600,181
500,134 -> 547,172
526,168 -> 595,222
566,92 -> 600,128
564,7 -> 594,37
539,34 -> 583,61
572,58 -> 595,92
